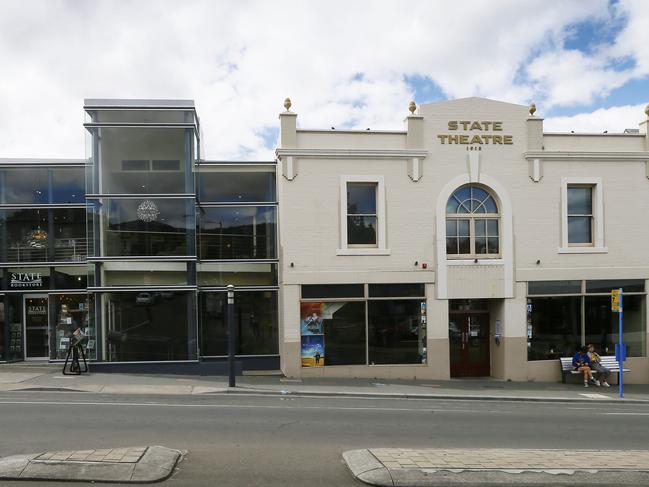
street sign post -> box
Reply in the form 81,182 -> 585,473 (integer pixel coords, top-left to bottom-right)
227,284 -> 236,388
612,288 -> 624,398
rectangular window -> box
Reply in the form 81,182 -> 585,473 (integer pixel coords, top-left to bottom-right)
527,280 -> 646,360
103,291 -> 196,362
567,186 -> 593,244
561,179 -> 604,252
368,299 -> 425,365
338,176 -> 388,255
198,206 -> 277,260
300,284 -> 427,366
102,198 -> 192,257
198,171 -> 276,203
527,297 -> 581,360
200,290 -> 278,356
347,182 -> 377,246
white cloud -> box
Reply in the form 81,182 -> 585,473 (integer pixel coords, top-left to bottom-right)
0,0 -> 646,160
544,104 -> 647,133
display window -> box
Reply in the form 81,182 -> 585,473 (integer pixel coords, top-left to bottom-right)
299,284 -> 427,367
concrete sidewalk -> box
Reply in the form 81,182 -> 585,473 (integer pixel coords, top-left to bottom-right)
1,362 -> 649,403
0,446 -> 181,483
343,448 -> 649,486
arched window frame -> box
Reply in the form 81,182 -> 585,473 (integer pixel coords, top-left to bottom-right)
445,184 -> 500,259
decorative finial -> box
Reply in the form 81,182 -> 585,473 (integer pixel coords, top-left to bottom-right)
645,104 -> 649,117
408,101 -> 416,115
529,103 -> 537,116
284,98 -> 292,111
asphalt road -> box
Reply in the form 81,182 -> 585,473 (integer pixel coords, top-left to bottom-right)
0,391 -> 648,486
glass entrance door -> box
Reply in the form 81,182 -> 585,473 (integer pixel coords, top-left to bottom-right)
449,312 -> 490,377
24,295 -> 49,359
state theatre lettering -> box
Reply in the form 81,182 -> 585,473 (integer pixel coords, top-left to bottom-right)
437,120 -> 513,145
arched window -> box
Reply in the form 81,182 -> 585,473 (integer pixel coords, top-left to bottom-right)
446,185 -> 500,257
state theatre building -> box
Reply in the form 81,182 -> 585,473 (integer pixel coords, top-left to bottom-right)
1,96 -> 649,384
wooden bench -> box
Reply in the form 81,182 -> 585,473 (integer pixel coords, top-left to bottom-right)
559,356 -> 630,384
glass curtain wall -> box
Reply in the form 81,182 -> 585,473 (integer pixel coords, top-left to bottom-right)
527,280 -> 646,360
196,166 -> 279,360
85,102 -> 199,363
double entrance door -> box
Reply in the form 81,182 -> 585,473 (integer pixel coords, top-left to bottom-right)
24,294 -> 49,359
449,312 -> 490,377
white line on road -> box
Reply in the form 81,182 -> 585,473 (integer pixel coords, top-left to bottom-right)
603,412 -> 649,416
0,399 -> 508,414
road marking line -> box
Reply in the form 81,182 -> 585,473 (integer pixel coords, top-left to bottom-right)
603,412 -> 649,416
579,393 -> 610,399
0,400 -> 509,413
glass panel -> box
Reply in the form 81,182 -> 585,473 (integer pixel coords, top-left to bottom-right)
568,216 -> 592,244
4,295 -> 24,360
25,296 -> 49,358
368,284 -> 425,298
528,280 -> 582,295
471,199 -> 486,213
445,219 -> 457,237
585,295 -> 645,357
103,270 -> 188,286
347,183 -> 376,214
445,197 -> 459,214
199,206 -> 276,259
449,299 -> 488,311
1,209 -> 49,262
446,237 -> 458,254
92,109 -> 196,124
487,219 -> 498,236
458,236 -> 470,254
458,219 -> 470,236
347,216 -> 377,245
301,284 -> 364,299
104,291 -> 196,361
51,168 -> 85,203
199,171 -> 276,202
567,186 -> 592,215
299,301 -> 365,366
482,196 -> 497,213
487,237 -> 499,254
527,296 -> 582,360
99,128 -> 187,194
54,267 -> 87,289
199,291 -> 278,356
475,220 -> 486,237
151,160 -> 180,171
2,168 -> 49,204
104,199 -> 191,257
198,263 -> 278,286
586,280 -> 645,294
368,300 -> 425,364
452,187 -> 471,210
53,208 -> 87,262
475,237 -> 487,254
51,294 -> 94,360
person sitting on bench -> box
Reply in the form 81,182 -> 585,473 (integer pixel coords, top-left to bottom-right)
587,344 -> 611,388
572,346 -> 600,387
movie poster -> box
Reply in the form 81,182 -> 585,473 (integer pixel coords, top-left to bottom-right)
300,302 -> 324,335
300,302 -> 325,366
301,335 -> 325,367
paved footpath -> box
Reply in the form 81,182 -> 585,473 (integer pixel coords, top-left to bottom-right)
2,363 -> 649,403
344,448 -> 649,486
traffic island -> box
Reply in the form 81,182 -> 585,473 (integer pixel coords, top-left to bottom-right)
0,445 -> 182,483
343,448 -> 649,486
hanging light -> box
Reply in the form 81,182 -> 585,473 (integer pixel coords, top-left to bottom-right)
137,200 -> 160,223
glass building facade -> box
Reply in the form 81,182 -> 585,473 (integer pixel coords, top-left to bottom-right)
0,100 -> 279,369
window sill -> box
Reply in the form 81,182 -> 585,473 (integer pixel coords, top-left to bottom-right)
557,247 -> 608,254
336,248 -> 391,256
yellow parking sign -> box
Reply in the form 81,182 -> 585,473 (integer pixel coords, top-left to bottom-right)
611,289 -> 621,312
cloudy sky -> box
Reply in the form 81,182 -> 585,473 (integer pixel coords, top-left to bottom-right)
0,0 -> 647,160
